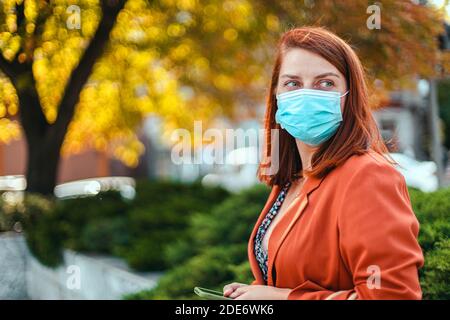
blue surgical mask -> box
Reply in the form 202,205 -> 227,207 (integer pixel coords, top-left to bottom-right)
275,88 -> 349,146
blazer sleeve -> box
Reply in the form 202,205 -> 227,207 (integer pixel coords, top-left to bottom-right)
287,159 -> 424,300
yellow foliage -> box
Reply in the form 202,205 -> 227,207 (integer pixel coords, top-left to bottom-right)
0,118 -> 21,143
0,75 -> 18,116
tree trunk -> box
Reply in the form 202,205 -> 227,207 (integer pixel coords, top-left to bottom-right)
16,71 -> 58,195
25,134 -> 63,195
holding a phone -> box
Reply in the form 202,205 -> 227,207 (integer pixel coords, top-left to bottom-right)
194,287 -> 233,300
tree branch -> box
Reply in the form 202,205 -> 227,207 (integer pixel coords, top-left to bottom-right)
49,0 -> 127,144
15,2 -> 25,28
0,54 -> 18,81
17,73 -> 49,139
0,52 -> 31,84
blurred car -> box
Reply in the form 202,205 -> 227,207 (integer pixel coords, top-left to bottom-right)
389,153 -> 438,193
0,175 -> 136,201
54,176 -> 136,200
201,146 -> 259,192
201,148 -> 439,193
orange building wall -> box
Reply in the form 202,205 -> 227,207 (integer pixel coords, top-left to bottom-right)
0,137 -> 111,184
0,138 -> 27,176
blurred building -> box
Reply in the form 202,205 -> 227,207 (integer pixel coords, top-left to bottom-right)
142,114 -> 263,190
373,90 -> 429,160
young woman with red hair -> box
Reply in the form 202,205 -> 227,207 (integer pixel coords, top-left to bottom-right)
223,27 -> 424,300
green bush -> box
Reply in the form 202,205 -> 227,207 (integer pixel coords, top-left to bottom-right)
0,195 -> 15,232
420,239 -> 450,300
126,184 -> 270,299
126,244 -> 249,300
408,187 -> 450,299
14,194 -> 64,267
55,191 -> 131,253
164,184 -> 270,268
123,179 -> 229,271
80,216 -> 130,254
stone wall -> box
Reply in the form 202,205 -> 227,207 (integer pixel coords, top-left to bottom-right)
0,233 -> 28,299
0,232 -> 162,299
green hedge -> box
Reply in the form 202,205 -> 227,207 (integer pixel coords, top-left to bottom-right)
124,180 -> 230,271
125,185 -> 270,299
408,187 -> 450,299
0,179 -> 229,271
126,185 -> 450,300
2,194 -> 65,267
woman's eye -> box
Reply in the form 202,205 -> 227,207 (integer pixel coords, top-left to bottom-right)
285,80 -> 299,87
318,80 -> 334,88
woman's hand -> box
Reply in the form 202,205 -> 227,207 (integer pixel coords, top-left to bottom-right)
223,282 -> 248,297
224,283 -> 291,300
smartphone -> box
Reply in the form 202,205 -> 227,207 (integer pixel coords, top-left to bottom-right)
194,286 -> 233,300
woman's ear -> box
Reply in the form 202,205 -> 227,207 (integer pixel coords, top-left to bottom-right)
340,90 -> 349,113
340,98 -> 346,113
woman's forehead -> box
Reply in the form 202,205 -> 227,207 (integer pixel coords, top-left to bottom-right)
280,48 -> 342,78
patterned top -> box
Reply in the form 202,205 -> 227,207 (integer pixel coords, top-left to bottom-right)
253,182 -> 291,283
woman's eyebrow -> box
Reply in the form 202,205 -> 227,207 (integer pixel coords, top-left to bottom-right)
280,72 -> 340,79
314,72 -> 340,79
280,74 -> 301,79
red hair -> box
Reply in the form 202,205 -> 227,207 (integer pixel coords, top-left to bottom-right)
257,26 -> 390,186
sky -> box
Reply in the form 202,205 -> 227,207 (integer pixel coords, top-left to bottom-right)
430,0 -> 450,21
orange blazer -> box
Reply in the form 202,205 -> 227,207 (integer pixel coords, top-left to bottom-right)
248,150 -> 424,299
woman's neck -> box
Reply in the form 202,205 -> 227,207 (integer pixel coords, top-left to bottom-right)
295,140 -> 319,172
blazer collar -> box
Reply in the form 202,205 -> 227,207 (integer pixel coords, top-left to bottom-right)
248,175 -> 325,286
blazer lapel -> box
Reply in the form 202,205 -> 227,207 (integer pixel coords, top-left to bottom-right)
266,175 -> 325,286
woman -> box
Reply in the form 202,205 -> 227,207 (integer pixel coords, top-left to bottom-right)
223,27 -> 424,300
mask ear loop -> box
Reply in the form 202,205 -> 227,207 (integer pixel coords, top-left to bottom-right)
340,90 -> 349,98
